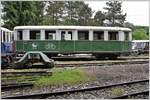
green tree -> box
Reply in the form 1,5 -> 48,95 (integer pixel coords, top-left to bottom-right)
123,22 -> 135,31
63,1 -> 93,25
45,1 -> 65,25
63,1 -> 79,25
135,26 -> 149,35
77,2 -> 93,25
93,11 -> 105,26
2,1 -> 44,30
103,1 -> 126,26
133,28 -> 149,40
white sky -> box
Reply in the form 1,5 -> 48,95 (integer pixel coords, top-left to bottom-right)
85,1 -> 149,26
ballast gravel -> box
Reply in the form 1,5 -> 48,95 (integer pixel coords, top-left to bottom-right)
1,63 -> 149,99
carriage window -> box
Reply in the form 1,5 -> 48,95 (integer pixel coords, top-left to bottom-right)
7,32 -> 10,41
78,30 -> 89,40
17,31 -> 22,40
124,31 -> 129,41
68,31 -> 72,40
108,31 -> 119,40
93,31 -> 104,40
30,30 -> 40,40
11,33 -> 14,41
61,31 -> 65,40
0,30 -> 2,42
45,30 -> 56,40
145,42 -> 149,50
2,32 -> 4,42
3,32 -> 5,42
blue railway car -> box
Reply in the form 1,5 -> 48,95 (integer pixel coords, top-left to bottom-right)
1,27 -> 14,67
1,42 -> 13,53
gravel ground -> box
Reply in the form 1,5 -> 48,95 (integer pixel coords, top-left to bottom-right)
1,63 -> 149,99
85,63 -> 149,84
47,82 -> 149,99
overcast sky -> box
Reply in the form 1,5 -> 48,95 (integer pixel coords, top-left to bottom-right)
85,1 -> 149,26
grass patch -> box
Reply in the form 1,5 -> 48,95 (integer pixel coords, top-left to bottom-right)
35,68 -> 93,87
112,88 -> 125,96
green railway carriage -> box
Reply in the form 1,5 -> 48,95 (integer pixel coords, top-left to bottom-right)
13,26 -> 132,59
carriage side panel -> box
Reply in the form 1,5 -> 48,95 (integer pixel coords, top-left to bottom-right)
92,41 -> 122,52
59,41 -> 74,53
15,40 -> 132,54
74,41 -> 92,52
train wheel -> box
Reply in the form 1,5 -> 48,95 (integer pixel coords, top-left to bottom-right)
108,55 -> 118,60
94,54 -> 106,59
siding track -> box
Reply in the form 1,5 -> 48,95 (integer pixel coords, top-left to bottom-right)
56,59 -> 148,67
2,79 -> 148,99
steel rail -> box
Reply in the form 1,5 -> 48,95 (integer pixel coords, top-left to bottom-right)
56,60 -> 149,67
1,71 -> 48,74
2,79 -> 149,99
52,56 -> 149,60
111,90 -> 149,99
2,59 -> 148,69
1,71 -> 52,77
1,83 -> 34,90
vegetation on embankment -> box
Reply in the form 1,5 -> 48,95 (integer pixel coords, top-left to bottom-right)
35,68 -> 94,87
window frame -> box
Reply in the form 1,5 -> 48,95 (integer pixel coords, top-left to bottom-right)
108,31 -> 119,40
30,30 -> 41,40
78,30 -> 89,40
45,30 -> 56,40
93,30 -> 104,40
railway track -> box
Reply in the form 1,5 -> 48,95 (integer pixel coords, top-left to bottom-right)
2,79 -> 148,99
1,71 -> 52,77
2,58 -> 148,69
1,59 -> 148,73
111,90 -> 149,99
52,56 -> 149,60
1,83 -> 34,91
56,59 -> 149,67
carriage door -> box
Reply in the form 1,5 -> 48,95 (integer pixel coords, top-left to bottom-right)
60,30 -> 74,53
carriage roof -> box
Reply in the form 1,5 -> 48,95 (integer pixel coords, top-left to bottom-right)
14,26 -> 132,31
1,27 -> 13,33
132,40 -> 149,42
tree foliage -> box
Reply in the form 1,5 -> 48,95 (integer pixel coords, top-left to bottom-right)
63,1 -> 80,25
45,1 -> 65,25
135,26 -> 149,35
123,22 -> 135,31
2,1 -> 44,30
103,1 -> 126,26
44,1 -> 93,26
132,28 -> 149,40
2,1 -> 128,29
77,2 -> 93,25
93,11 -> 105,26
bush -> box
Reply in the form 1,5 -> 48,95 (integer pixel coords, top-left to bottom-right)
133,28 -> 149,40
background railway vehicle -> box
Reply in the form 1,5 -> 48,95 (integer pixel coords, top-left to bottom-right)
132,40 -> 149,55
13,26 -> 132,59
1,27 -> 14,68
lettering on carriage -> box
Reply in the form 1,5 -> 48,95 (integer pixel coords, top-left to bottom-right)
32,43 -> 38,50
45,43 -> 56,50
